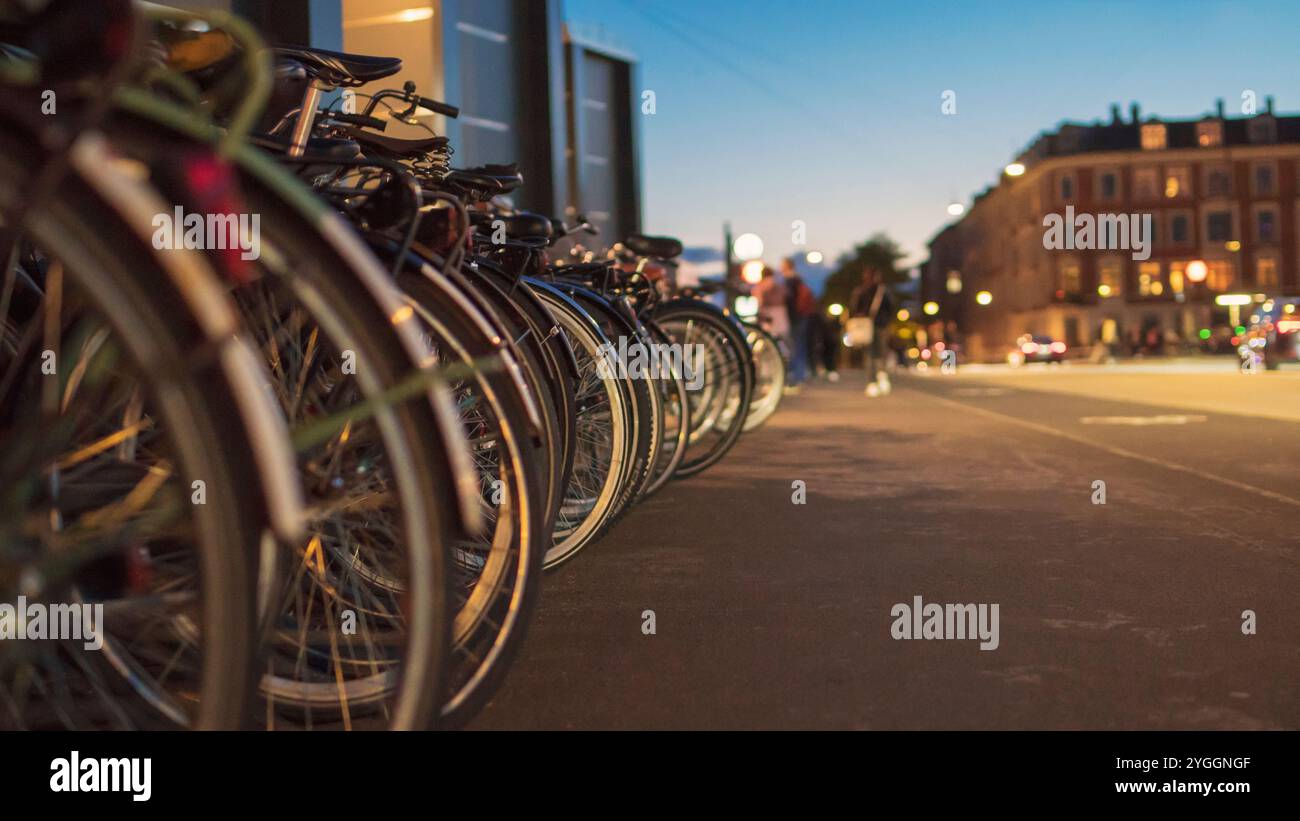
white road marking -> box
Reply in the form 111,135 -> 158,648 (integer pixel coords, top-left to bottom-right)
921,391 -> 1300,508
1080,415 -> 1208,426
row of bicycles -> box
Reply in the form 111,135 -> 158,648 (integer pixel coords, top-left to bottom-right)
0,0 -> 785,729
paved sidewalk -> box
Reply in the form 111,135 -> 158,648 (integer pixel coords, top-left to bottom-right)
471,372 -> 1300,729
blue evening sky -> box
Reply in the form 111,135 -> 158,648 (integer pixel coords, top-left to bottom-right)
563,0 -> 1298,268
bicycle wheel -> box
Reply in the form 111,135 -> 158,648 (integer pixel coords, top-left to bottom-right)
639,317 -> 690,498
0,132 -> 266,729
653,300 -> 754,478
554,283 -> 658,519
103,109 -> 463,729
529,281 -> 630,569
743,322 -> 786,431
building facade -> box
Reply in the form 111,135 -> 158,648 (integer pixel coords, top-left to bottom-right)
168,0 -> 641,234
924,100 -> 1300,361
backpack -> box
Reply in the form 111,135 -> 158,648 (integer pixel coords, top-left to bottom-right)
794,281 -> 817,318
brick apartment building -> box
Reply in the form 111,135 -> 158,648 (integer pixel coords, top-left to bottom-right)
923,99 -> 1300,361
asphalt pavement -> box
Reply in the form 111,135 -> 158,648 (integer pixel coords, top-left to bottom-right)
470,364 -> 1300,729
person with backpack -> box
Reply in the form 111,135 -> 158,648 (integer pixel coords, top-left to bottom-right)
782,257 -> 817,388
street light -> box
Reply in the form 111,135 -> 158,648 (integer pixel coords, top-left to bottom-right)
733,233 -> 764,261
806,251 -> 824,265
1186,260 -> 1208,283
975,290 -> 993,305
741,259 -> 765,285
1004,162 -> 1026,177
828,303 -> 844,317
946,271 -> 962,294
897,309 -> 910,321
923,301 -> 939,316
947,202 -> 965,216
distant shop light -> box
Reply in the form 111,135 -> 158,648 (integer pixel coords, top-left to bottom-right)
828,303 -> 844,317
741,259 -> 765,284
975,290 -> 993,306
1215,294 -> 1252,306
1004,162 -> 1026,177
734,295 -> 759,318
897,309 -> 910,321
1186,260 -> 1208,283
923,301 -> 940,316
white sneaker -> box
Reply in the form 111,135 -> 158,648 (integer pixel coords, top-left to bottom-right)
876,371 -> 891,395
865,382 -> 880,397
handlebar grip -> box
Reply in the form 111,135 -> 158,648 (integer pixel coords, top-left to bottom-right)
418,96 -> 460,119
330,112 -> 387,131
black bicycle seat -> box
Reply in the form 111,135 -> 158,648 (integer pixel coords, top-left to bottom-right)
273,45 -> 401,88
447,163 -> 524,197
340,127 -> 449,159
470,211 -> 553,241
625,234 -> 683,260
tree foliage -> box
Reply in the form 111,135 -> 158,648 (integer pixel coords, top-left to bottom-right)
820,232 -> 907,309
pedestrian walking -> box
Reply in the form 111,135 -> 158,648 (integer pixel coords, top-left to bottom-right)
782,257 -> 817,387
847,267 -> 893,397
753,265 -> 790,343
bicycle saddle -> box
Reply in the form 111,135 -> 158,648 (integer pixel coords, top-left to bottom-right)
273,45 -> 401,87
505,211 -> 554,240
341,127 -> 448,159
625,234 -> 683,260
447,163 -> 524,197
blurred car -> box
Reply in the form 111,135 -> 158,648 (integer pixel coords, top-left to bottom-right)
1252,297 -> 1300,369
1007,334 -> 1066,366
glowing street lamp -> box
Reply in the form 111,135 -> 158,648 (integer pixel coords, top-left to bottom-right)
946,271 -> 962,294
975,290 -> 993,306
733,233 -> 764,261
828,303 -> 844,317
947,202 -> 965,216
1004,162 -> 1026,177
741,259 -> 765,285
897,309 -> 910,322
805,251 -> 824,265
1186,260 -> 1208,283
923,301 -> 940,316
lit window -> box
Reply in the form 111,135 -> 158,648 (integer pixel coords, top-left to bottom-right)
1205,260 -> 1234,292
1165,166 -> 1191,198
1196,120 -> 1224,147
1168,261 -> 1186,294
1140,123 -> 1167,150
1138,262 -> 1163,297
1257,256 -> 1279,289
